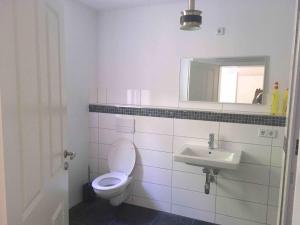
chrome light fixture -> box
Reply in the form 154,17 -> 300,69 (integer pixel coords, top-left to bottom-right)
180,0 -> 202,31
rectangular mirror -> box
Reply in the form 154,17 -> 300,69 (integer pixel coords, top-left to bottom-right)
180,56 -> 268,104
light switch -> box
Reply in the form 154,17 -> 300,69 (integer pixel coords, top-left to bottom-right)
217,27 -> 225,35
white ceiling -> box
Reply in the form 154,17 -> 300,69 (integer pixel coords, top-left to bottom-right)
78,0 -> 183,11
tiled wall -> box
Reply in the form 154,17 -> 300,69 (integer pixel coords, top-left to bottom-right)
89,87 -> 275,114
88,111 -> 284,225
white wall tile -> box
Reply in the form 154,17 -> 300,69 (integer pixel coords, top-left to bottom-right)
272,127 -> 285,147
132,196 -> 171,213
215,214 -> 265,225
136,148 -> 172,169
89,128 -> 99,143
141,89 -> 178,108
99,113 -> 134,130
99,144 -> 110,159
89,158 -> 99,173
133,181 -> 171,202
172,204 -> 215,223
99,158 -> 109,175
173,161 -> 204,175
216,197 -> 267,223
270,167 -> 282,187
115,116 -> 135,133
88,113 -> 283,225
172,188 -> 215,212
134,165 -> 172,186
174,119 -> 219,139
99,113 -> 116,129
89,143 -> 99,159
89,112 -> 99,128
271,147 -> 284,167
135,116 -> 173,135
219,123 -> 272,145
217,178 -> 268,204
172,171 -> 216,194
107,88 -> 141,105
99,129 -> 133,145
219,163 -> 270,185
268,187 -> 280,206
267,206 -> 279,225
219,141 -> 271,166
134,132 -> 173,152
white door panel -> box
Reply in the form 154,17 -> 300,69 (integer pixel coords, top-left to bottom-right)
0,0 -> 68,224
15,0 -> 43,213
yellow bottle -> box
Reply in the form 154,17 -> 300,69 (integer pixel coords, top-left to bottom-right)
271,82 -> 280,115
282,88 -> 288,115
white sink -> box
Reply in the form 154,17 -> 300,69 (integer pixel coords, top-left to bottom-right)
174,144 -> 242,170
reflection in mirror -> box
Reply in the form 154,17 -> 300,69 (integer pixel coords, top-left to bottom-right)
180,57 -> 268,104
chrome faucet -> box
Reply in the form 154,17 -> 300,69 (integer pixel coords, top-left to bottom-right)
208,133 -> 215,149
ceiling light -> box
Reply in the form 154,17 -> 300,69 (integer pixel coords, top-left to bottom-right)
180,0 -> 202,31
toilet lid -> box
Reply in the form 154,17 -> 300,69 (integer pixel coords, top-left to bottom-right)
108,139 -> 136,175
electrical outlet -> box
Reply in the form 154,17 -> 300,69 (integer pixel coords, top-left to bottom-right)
258,128 -> 267,137
258,128 -> 277,138
267,129 -> 277,138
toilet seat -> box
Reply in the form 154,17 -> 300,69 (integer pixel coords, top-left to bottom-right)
108,139 -> 136,176
92,139 -> 136,190
92,172 -> 128,191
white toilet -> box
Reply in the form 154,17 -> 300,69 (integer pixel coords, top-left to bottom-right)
92,139 -> 136,206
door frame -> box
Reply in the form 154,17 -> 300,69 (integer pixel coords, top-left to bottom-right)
280,1 -> 300,224
0,90 -> 8,225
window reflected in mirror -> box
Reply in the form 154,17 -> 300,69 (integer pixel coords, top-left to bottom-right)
179,57 -> 268,104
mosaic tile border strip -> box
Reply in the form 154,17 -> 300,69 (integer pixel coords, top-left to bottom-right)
89,104 -> 286,127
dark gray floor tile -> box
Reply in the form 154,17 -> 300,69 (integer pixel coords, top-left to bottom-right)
69,199 -> 217,225
192,220 -> 218,225
69,221 -> 88,225
152,212 -> 194,225
112,203 -> 159,225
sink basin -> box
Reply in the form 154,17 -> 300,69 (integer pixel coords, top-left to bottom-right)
174,144 -> 242,170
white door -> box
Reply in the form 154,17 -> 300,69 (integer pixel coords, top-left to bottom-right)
0,0 -> 69,225
189,62 -> 220,101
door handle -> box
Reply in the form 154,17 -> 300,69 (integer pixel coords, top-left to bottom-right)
64,150 -> 76,160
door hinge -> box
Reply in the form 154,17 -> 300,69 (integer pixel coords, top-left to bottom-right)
296,139 -> 299,156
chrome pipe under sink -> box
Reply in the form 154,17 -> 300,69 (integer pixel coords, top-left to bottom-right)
203,168 -> 218,194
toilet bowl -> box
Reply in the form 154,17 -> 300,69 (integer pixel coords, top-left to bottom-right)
92,139 -> 136,206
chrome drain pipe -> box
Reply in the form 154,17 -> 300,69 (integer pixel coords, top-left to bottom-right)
203,168 -> 218,194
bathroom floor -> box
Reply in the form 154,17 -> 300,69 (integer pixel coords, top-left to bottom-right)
70,199 -> 217,225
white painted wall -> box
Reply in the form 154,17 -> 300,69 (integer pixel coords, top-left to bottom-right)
64,0 -> 98,208
95,0 -> 296,113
